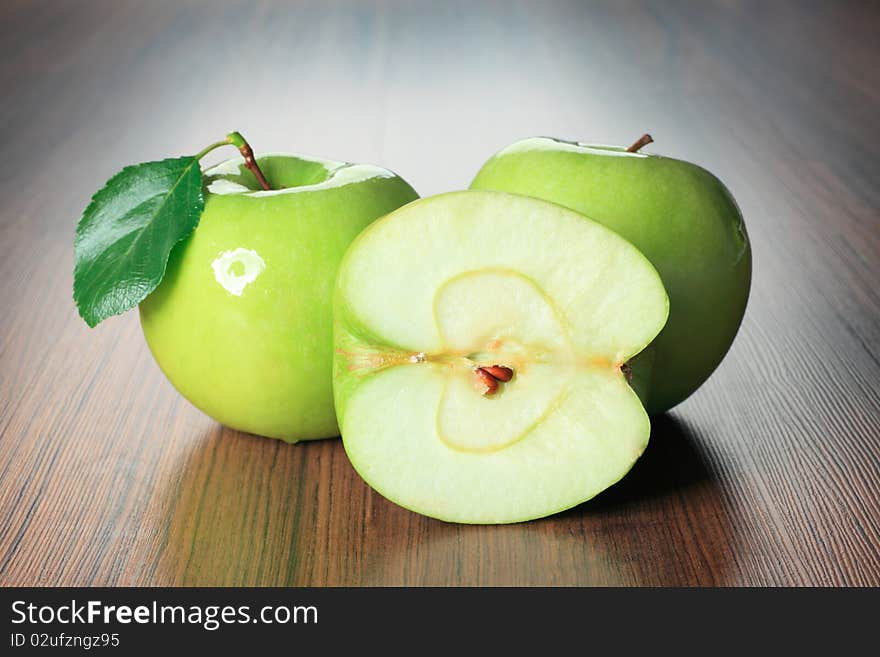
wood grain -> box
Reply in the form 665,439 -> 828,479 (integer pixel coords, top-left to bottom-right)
1,0 -> 878,586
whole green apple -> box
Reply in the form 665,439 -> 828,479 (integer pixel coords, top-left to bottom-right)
470,137 -> 751,414
139,153 -> 418,441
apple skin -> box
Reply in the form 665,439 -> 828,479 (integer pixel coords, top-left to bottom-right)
139,153 -> 418,442
470,137 -> 751,414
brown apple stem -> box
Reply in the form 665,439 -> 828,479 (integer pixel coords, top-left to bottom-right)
226,132 -> 272,191
626,133 -> 654,153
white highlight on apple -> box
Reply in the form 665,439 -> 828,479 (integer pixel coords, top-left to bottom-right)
211,248 -> 266,296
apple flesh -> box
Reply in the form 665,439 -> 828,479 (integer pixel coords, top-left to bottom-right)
139,153 -> 418,442
333,191 -> 668,523
470,138 -> 751,414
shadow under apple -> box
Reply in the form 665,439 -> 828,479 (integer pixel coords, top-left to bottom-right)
585,413 -> 714,512
154,412 -> 743,586
356,413 -> 744,586
153,424 -> 340,586
535,412 -> 743,585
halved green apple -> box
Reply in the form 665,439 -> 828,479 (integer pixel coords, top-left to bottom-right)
333,191 -> 669,524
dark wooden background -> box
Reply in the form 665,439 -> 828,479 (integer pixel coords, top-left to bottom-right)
1,0 -> 878,587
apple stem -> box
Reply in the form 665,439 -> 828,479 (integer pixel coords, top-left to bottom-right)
626,133 -> 653,153
194,132 -> 273,191
226,132 -> 272,191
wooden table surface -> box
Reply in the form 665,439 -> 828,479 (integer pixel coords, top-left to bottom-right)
1,0 -> 878,587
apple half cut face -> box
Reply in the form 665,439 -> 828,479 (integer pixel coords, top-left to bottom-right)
332,191 -> 669,524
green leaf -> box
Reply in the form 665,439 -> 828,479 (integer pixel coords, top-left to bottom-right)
74,157 -> 204,327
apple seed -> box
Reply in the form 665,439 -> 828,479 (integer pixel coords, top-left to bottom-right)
483,365 -> 514,382
474,367 -> 500,396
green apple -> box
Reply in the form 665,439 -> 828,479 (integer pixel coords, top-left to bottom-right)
333,191 -> 668,523
139,153 -> 418,442
470,137 -> 751,414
